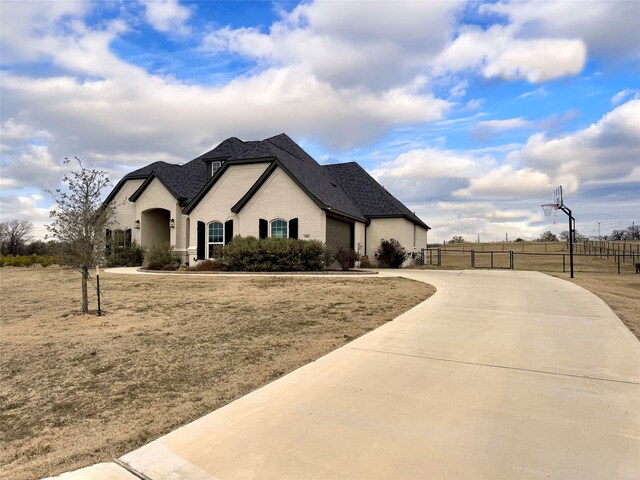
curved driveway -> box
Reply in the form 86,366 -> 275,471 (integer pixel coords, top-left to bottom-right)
53,270 -> 640,479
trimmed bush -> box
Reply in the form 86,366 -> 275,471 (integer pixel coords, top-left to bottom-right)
334,247 -> 360,271
375,238 -> 407,268
146,243 -> 181,271
106,241 -> 144,267
223,236 -> 331,271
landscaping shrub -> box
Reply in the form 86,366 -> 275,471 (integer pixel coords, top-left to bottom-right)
145,243 -> 181,271
188,259 -> 225,271
375,238 -> 407,268
359,255 -> 372,268
106,241 -> 144,267
223,236 -> 330,271
334,247 -> 360,271
0,254 -> 59,267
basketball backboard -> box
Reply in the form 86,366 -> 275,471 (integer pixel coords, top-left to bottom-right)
553,186 -> 563,207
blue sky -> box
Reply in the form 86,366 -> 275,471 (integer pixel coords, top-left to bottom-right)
1,0 -> 639,241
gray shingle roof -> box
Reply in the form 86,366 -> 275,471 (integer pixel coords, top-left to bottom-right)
325,162 -> 429,229
110,134 -> 428,229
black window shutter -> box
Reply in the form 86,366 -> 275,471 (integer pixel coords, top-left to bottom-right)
105,229 -> 112,255
259,219 -> 268,239
197,221 -> 205,260
125,228 -> 132,246
289,218 -> 298,239
224,220 -> 233,245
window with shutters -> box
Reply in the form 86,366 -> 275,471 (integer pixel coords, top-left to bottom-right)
270,219 -> 288,238
112,229 -> 125,249
208,221 -> 224,258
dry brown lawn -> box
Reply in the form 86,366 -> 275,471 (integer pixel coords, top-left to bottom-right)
0,267 -> 434,480
564,273 -> 640,340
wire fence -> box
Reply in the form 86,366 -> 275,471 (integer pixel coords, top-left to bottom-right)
420,240 -> 640,275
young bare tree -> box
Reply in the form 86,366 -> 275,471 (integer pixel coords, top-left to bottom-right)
0,219 -> 33,255
47,157 -> 114,314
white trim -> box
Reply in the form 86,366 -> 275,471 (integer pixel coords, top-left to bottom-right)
207,220 -> 224,258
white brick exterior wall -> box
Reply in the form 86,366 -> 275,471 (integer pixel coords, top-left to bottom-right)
366,218 -> 429,265
109,179 -> 143,240
239,167 -> 325,241
187,163 -> 269,259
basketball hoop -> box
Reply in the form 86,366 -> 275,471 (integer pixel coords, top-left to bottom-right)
541,203 -> 559,223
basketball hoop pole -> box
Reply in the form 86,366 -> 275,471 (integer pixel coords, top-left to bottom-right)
544,186 -> 575,278
558,203 -> 575,278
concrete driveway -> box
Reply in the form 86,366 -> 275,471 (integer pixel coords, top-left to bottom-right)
49,270 -> 640,479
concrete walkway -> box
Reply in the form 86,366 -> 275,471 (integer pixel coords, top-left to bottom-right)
48,270 -> 640,479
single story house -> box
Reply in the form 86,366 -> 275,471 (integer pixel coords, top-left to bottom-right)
105,133 -> 430,265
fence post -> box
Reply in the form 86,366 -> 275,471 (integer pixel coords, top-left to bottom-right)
491,251 -> 494,269
96,266 -> 101,317
563,254 -> 566,273
471,250 -> 475,268
618,254 -> 621,274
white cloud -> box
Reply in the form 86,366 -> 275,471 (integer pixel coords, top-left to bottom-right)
202,0 -> 464,90
481,0 -> 640,60
435,25 -> 586,83
517,86 -> 548,100
475,117 -> 533,131
369,147 -> 496,203
0,0 -> 452,177
413,200 -> 548,242
483,38 -> 586,83
1,119 -> 51,142
454,165 -> 553,198
513,99 -> 640,184
0,193 -> 54,240
372,147 -> 495,181
470,117 -> 534,142
1,145 -> 68,190
454,101 -> 640,199
139,0 -> 192,35
611,89 -> 638,106
0,66 -> 450,185
0,0 -> 87,63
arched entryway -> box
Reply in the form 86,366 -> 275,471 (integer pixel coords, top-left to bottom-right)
141,208 -> 171,250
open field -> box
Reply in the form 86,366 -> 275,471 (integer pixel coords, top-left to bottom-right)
422,241 -> 639,275
0,267 -> 434,480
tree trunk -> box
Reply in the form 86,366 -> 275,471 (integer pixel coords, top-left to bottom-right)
81,266 -> 89,314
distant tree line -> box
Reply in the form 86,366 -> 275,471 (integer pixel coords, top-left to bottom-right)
605,224 -> 639,241
0,220 -> 61,256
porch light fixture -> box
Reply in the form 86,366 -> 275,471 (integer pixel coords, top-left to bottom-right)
134,220 -> 140,229
170,218 -> 175,228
